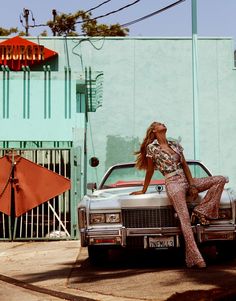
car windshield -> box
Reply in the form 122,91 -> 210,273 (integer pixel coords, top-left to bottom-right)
100,162 -> 211,189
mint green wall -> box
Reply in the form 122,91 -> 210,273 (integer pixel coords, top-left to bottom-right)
82,37 -> 236,188
0,76 -> 84,141
0,36 -> 236,191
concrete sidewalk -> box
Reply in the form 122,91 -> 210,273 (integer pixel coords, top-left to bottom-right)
0,240 -> 136,301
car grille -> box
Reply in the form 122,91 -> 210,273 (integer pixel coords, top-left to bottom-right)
122,207 -> 179,228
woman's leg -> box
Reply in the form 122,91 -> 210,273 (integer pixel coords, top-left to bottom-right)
166,178 -> 205,267
193,176 -> 226,219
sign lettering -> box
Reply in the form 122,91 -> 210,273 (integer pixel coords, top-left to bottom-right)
0,36 -> 57,71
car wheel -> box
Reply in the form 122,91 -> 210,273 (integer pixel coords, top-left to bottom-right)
88,245 -> 109,265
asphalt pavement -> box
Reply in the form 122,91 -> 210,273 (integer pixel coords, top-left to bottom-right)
0,240 -> 140,301
1,240 -> 236,301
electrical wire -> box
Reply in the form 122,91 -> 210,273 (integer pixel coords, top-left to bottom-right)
76,0 -> 141,24
25,0 -> 185,33
29,0 -> 140,28
121,0 -> 185,27
85,0 -> 113,13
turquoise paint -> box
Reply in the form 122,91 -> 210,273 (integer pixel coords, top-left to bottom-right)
2,66 -> 5,118
22,67 -> 26,118
64,67 -> 68,118
1,66 -> 10,119
48,66 -> 51,119
42,65 -> 52,119
70,146 -> 81,238
64,66 -> 72,119
0,36 -> 236,191
68,67 -> 72,119
6,67 -> 9,119
22,66 -> 30,119
43,66 -> 47,119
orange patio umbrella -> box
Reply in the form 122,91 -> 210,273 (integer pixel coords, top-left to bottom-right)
0,153 -> 71,217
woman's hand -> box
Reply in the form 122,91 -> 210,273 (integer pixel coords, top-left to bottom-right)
188,185 -> 198,201
130,190 -> 144,195
130,158 -> 154,196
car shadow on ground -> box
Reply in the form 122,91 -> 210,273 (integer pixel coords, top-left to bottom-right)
68,246 -> 236,301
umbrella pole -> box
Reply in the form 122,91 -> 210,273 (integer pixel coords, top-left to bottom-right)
10,151 -> 16,239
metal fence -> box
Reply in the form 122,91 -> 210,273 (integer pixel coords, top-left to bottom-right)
0,147 -> 80,241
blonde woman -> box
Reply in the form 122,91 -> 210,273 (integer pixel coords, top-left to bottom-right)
132,121 -> 227,268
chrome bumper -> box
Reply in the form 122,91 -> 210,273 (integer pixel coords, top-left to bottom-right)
195,223 -> 236,242
80,223 -> 236,248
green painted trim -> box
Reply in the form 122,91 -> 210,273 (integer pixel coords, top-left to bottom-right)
2,67 -> 5,118
22,67 -> 26,118
1,66 -> 10,119
27,67 -> 30,119
64,67 -> 68,118
43,66 -> 47,119
89,67 -> 92,112
69,147 -> 81,239
68,67 -> 71,119
6,68 -> 10,118
22,66 -> 30,119
48,66 -> 51,119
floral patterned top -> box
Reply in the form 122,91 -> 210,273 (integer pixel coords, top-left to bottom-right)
146,139 -> 184,175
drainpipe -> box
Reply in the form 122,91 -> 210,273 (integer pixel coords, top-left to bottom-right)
191,0 -> 200,160
84,67 -> 88,195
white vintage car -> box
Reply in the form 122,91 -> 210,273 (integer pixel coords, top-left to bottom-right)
78,161 -> 236,264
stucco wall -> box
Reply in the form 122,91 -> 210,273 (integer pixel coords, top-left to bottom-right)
0,36 -> 236,191
78,37 -> 236,188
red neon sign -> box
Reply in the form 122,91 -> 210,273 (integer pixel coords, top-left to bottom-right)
0,36 -> 58,71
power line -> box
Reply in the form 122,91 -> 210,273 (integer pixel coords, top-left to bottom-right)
29,0 -> 141,28
76,0 -> 141,24
121,0 -> 185,27
85,0 -> 113,13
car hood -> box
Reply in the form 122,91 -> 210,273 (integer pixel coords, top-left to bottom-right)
80,186 -> 232,211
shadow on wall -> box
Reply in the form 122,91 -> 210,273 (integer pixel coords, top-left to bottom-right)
105,135 -> 140,170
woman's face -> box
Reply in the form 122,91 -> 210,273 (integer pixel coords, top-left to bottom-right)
152,122 -> 167,134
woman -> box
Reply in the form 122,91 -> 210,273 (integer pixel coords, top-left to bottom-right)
132,121 -> 227,268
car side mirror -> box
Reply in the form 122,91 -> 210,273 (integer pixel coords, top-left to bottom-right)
87,182 -> 97,191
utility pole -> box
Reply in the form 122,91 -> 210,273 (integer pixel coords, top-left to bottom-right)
52,9 -> 57,36
20,8 -> 35,36
23,8 -> 29,36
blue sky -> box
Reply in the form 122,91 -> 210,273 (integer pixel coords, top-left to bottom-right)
0,0 -> 236,46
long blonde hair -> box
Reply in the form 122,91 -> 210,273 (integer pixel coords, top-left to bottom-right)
135,122 -> 157,170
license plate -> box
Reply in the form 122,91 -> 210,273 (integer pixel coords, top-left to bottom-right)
148,236 -> 174,248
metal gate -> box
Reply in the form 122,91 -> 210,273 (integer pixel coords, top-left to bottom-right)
0,146 -> 80,241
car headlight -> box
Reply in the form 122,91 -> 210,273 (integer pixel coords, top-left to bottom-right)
105,213 -> 120,223
90,213 -> 121,224
90,213 -> 105,224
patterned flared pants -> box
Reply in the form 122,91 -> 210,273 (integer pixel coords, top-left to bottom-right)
165,170 -> 226,267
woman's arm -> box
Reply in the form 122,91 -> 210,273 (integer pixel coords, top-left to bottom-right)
131,157 -> 154,195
